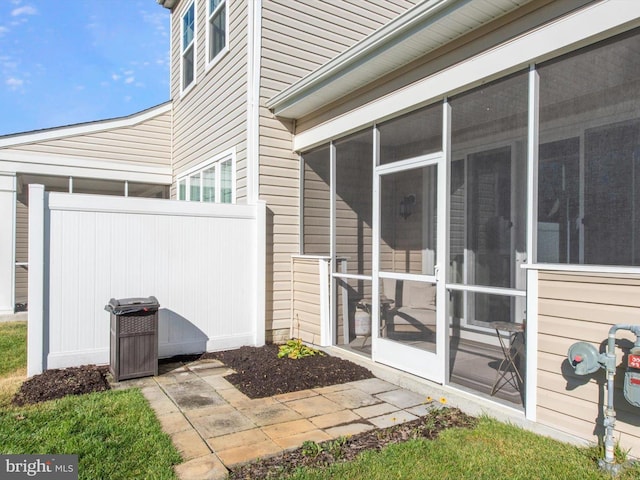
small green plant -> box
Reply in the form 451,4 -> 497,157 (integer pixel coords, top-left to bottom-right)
301,437 -> 348,460
325,436 -> 348,459
301,440 -> 324,458
278,339 -> 324,359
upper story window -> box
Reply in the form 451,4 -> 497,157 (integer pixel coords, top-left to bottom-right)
181,2 -> 196,91
207,0 -> 227,65
177,150 -> 235,203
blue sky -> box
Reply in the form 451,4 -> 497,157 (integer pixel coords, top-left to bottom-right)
0,0 -> 170,136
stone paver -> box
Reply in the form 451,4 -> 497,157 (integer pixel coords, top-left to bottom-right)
207,428 -> 271,452
353,402 -> 398,419
170,429 -> 212,461
323,388 -> 381,409
215,440 -> 283,467
163,379 -> 226,410
127,356 -> 452,478
324,421 -> 375,438
157,411 -> 193,434
238,402 -> 301,427
309,409 -> 360,429
285,395 -> 343,417
191,409 -> 256,438
348,378 -> 398,395
273,429 -> 332,450
375,389 -> 426,409
174,454 -> 228,480
368,410 -> 418,429
261,418 -> 316,440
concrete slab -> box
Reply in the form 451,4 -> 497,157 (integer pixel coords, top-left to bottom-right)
368,410 -> 418,429
375,388 -> 426,409
174,454 -> 228,480
200,375 -> 237,391
285,395 -> 343,417
156,370 -> 199,385
323,388 -> 381,410
406,402 -> 437,417
184,403 -> 235,420
312,383 -> 352,395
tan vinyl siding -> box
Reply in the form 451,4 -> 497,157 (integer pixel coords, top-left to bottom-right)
537,271 -> 640,456
291,256 -> 328,345
14,196 -> 28,305
260,0 -> 416,340
170,0 -> 249,201
10,110 -> 172,167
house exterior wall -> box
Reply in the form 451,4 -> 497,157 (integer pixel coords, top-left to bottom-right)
6,108 -> 172,169
259,0 -> 418,341
169,0 -> 249,201
14,197 -> 27,306
537,270 -> 640,456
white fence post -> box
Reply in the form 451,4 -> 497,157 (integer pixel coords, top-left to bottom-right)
254,200 -> 266,346
27,184 -> 45,377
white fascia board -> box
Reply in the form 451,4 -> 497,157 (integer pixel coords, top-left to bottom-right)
266,0 -> 458,115
293,1 -> 640,152
0,102 -> 172,149
0,151 -> 172,184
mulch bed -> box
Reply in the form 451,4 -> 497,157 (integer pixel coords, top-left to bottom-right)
12,365 -> 110,406
203,343 -> 375,398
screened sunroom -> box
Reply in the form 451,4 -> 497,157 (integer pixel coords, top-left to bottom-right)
289,20 -> 640,411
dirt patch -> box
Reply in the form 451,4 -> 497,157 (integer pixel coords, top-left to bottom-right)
12,365 -> 110,406
204,344 -> 374,398
229,407 -> 477,479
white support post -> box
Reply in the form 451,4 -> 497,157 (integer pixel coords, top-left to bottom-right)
27,184 -> 46,376
0,173 -> 16,315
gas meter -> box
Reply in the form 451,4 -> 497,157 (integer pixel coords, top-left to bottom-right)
567,341 -> 601,375
624,347 -> 640,407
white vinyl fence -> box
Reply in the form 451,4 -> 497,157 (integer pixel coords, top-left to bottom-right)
27,185 -> 265,376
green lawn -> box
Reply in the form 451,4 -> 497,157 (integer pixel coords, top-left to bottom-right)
0,321 -> 27,376
282,417 -> 640,480
0,320 -> 181,480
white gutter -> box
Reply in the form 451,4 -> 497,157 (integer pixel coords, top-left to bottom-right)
267,0 -> 536,119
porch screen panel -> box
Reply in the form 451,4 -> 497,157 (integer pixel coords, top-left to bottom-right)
302,145 -> 331,255
380,166 -> 437,275
378,103 -> 442,165
538,29 -> 640,266
335,130 -> 373,275
450,71 -> 528,290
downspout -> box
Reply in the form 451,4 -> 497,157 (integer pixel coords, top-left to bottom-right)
246,0 -> 262,205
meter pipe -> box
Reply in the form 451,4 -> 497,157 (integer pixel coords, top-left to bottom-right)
603,325 -> 640,467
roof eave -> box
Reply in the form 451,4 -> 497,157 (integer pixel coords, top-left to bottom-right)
267,0 -> 530,120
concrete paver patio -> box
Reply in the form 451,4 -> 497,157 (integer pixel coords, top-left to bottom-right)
113,357 -> 440,480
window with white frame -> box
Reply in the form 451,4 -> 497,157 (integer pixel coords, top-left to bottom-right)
208,0 -> 227,64
181,2 -> 196,90
177,152 -> 235,203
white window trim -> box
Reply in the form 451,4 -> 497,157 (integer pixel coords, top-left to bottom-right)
206,0 -> 229,71
180,1 -> 197,96
176,148 -> 236,203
